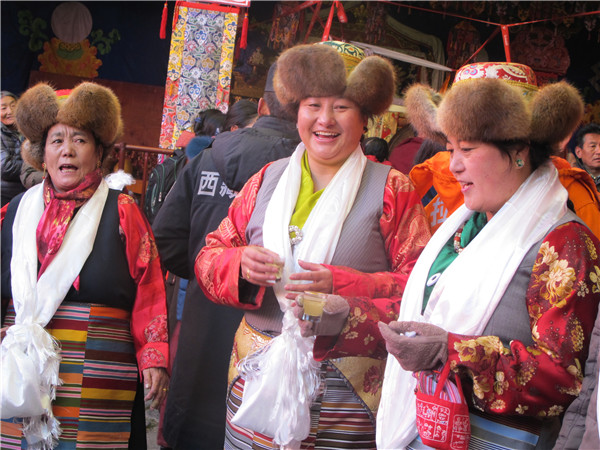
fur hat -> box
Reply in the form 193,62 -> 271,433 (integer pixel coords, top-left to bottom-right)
15,82 -> 123,171
273,41 -> 396,117
405,62 -> 583,150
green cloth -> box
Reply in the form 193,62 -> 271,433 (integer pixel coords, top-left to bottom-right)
289,151 -> 324,230
422,211 -> 487,312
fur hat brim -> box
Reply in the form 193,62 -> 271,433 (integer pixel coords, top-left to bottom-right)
274,43 -> 396,117
15,82 -> 123,171
404,78 -> 583,150
274,44 -> 347,106
438,78 -> 531,143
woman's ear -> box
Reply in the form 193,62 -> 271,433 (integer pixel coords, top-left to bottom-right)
514,145 -> 530,166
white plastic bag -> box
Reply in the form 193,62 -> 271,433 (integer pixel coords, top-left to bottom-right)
232,310 -> 321,448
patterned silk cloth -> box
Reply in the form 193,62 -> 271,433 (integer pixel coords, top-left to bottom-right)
159,4 -> 238,152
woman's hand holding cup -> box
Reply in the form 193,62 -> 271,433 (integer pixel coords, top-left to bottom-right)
291,293 -> 350,338
241,246 -> 284,286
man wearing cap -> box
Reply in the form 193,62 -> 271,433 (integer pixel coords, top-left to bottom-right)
152,62 -> 300,449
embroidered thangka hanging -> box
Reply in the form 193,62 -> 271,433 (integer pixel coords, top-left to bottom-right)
160,2 -> 239,150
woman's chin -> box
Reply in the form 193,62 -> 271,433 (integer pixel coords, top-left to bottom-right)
52,176 -> 84,193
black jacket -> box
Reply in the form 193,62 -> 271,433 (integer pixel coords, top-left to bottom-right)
152,115 -> 299,449
1,123 -> 25,205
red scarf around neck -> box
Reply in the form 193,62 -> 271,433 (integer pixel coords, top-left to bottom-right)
36,169 -> 103,277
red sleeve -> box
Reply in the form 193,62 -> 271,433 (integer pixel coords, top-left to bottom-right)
118,194 -> 169,373
323,170 -> 430,298
195,168 -> 268,310
0,203 -> 8,227
447,223 -> 600,417
313,295 -> 401,360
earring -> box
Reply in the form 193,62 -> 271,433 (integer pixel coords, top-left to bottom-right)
42,162 -> 47,179
515,158 -> 524,168
97,160 -> 101,169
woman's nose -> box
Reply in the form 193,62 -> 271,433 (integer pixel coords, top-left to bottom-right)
61,141 -> 75,156
449,152 -> 463,175
317,107 -> 335,125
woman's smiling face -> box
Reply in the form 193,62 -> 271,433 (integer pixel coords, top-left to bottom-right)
447,137 -> 530,220
297,96 -> 367,171
44,123 -> 101,192
1,95 -> 16,126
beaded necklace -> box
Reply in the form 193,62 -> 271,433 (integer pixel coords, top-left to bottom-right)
453,226 -> 465,253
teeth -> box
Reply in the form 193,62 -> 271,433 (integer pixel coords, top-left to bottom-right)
315,131 -> 338,137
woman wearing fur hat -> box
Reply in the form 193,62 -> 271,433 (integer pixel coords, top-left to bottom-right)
407,63 -> 600,238
0,82 -> 169,449
195,42 -> 429,448
369,69 -> 600,448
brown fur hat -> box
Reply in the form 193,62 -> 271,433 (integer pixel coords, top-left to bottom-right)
274,42 -> 396,117
15,82 -> 123,171
438,78 -> 531,143
405,69 -> 583,150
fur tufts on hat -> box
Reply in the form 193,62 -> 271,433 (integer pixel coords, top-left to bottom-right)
404,76 -> 584,153
274,42 -> 396,117
274,44 -> 347,106
437,78 -> 531,143
529,81 -> 583,147
346,56 -> 396,116
58,82 -> 123,149
15,82 -> 123,171
404,84 -> 445,144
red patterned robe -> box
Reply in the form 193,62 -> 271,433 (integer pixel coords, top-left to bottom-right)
195,162 -> 430,448
1,192 -> 168,448
315,222 -> 600,422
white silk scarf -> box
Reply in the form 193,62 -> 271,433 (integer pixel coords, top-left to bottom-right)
1,181 -> 108,448
232,143 -> 367,447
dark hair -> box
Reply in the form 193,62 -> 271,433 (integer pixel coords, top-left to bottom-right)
362,137 -> 389,162
193,108 -> 226,137
224,99 -> 258,131
491,139 -> 550,172
413,139 -> 446,166
262,91 -> 297,123
576,123 -> 600,148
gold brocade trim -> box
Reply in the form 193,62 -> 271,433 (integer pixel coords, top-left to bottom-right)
329,356 -> 386,416
229,317 -> 386,415
228,317 -> 272,385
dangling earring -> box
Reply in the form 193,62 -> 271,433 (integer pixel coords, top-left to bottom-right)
515,158 -> 524,168
42,162 -> 47,179
96,160 -> 101,169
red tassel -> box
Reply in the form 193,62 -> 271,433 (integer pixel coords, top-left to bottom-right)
160,1 -> 168,39
322,3 -> 335,41
336,1 -> 347,24
240,11 -> 249,49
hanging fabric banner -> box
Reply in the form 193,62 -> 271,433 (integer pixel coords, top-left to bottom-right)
159,2 -> 239,150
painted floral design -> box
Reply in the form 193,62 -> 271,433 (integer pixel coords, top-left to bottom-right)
363,365 -> 383,394
445,224 -> 600,418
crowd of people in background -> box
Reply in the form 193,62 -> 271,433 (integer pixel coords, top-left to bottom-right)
2,40 -> 600,450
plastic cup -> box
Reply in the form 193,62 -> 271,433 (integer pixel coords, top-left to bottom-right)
266,261 -> 284,281
299,291 -> 328,322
